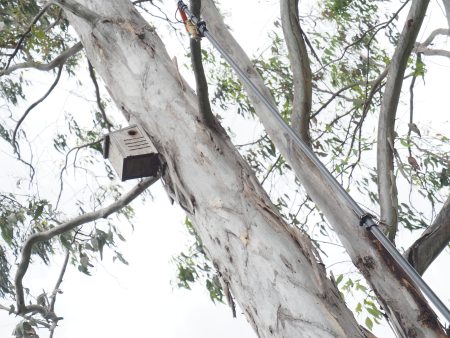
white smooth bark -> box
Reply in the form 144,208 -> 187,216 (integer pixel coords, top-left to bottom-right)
57,0 -> 367,337
200,0 -> 446,337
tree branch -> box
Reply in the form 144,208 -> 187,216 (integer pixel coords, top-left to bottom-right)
280,0 -> 312,146
417,28 -> 450,46
443,0 -> 450,29
0,42 -> 83,77
87,60 -> 113,131
49,249 -> 70,313
405,195 -> 450,275
376,0 -> 430,241
52,0 -> 101,24
14,175 -> 159,313
3,3 -> 51,71
413,28 -> 450,58
0,303 -> 51,329
414,46 -> 450,58
56,138 -> 104,209
189,0 -> 216,129
47,249 -> 70,338
12,64 -> 64,153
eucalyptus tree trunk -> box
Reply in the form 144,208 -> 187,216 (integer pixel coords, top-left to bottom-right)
56,1 -> 366,336
54,0 -> 446,337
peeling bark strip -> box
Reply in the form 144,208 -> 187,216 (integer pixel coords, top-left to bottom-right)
200,0 -> 447,336
377,0 -> 430,241
59,0 -> 366,336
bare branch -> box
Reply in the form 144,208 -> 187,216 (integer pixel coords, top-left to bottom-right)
47,249 -> 70,338
14,175 -> 159,313
12,64 -> 64,153
87,60 -> 113,131
0,42 -> 83,77
413,28 -> 450,58
405,195 -> 450,275
414,46 -> 450,58
417,28 -> 450,46
261,154 -> 282,186
443,0 -> 450,29
49,249 -> 70,312
377,0 -> 430,241
280,0 -> 312,146
56,138 -> 104,209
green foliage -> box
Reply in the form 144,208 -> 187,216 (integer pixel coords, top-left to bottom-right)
12,320 -> 39,338
337,275 -> 384,331
0,78 -> 25,104
173,218 -> 223,303
0,1 -> 78,105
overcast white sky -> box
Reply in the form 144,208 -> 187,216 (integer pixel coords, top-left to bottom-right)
1,0 -> 449,337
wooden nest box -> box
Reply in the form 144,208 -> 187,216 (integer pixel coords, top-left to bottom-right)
103,125 -> 160,181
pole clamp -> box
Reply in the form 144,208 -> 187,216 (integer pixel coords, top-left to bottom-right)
359,213 -> 377,229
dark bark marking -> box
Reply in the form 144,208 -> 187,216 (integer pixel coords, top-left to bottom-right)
276,305 -> 339,336
223,279 -> 236,318
280,254 -> 294,273
244,305 -> 260,337
224,245 -> 233,263
160,156 -> 195,214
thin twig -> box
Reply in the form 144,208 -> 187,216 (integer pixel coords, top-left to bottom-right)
87,61 -> 113,131
12,64 -> 64,153
49,250 -> 70,312
45,7 -> 63,32
47,249 -> 71,338
55,138 -> 104,209
261,154 -> 282,185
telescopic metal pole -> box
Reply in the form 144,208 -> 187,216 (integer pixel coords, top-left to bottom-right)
175,0 -> 450,323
